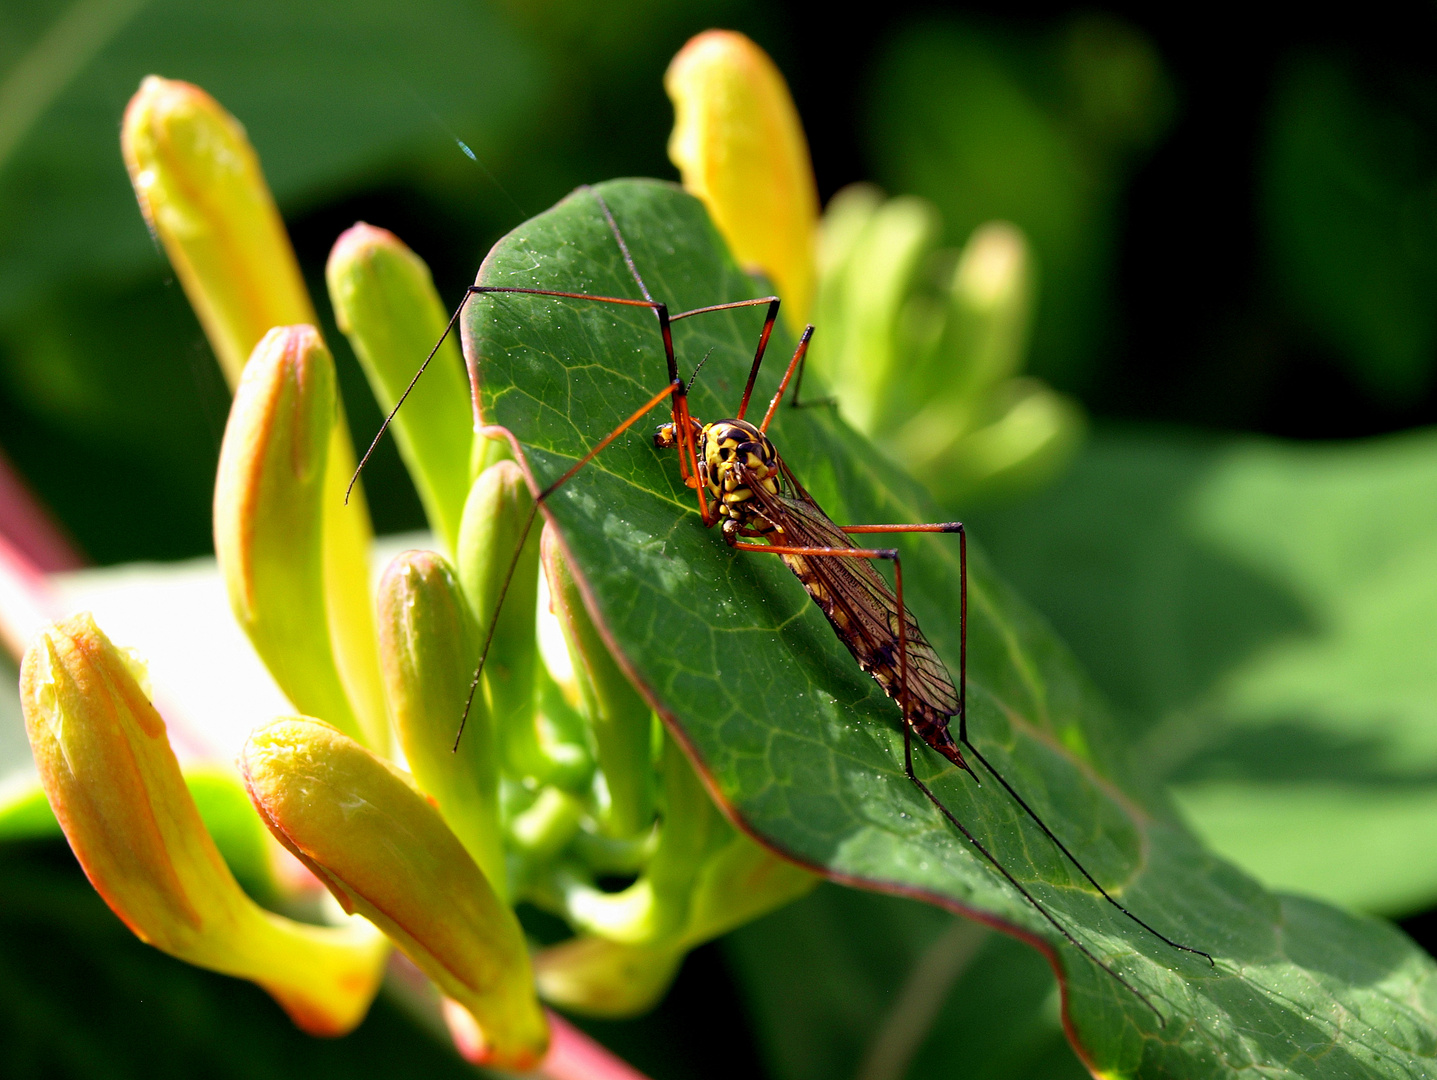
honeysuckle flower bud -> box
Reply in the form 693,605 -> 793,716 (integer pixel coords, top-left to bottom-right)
376,549 -> 504,894
666,30 -> 819,326
921,379 -> 1085,496
534,819 -> 815,1018
890,223 -> 1083,492
121,76 -> 313,389
20,615 -> 389,1036
214,325 -> 379,747
815,193 -> 941,435
558,738 -> 724,946
124,79 -> 387,755
457,461 -> 544,779
541,525 -> 654,838
241,716 -> 548,1068
950,222 -> 1032,387
327,225 -> 474,554
533,936 -> 684,1018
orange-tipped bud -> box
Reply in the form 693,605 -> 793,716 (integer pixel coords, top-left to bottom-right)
242,716 -> 549,1068
19,615 -> 389,1035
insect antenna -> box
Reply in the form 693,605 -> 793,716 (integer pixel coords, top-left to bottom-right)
902,721 -> 1168,1024
347,288 -> 472,503
686,347 -> 716,393
455,497 -> 540,751
960,738 -> 1215,966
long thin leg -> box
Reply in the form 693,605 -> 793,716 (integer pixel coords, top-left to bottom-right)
759,326 -> 815,433
454,378 -> 683,749
729,539 -> 1165,1023
350,284 -> 680,500
840,521 -> 1212,967
670,297 -> 781,415
787,336 -> 836,412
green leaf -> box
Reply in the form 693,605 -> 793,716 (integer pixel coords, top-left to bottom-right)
1262,54 -> 1437,402
971,428 -> 1437,916
464,179 -> 1437,1077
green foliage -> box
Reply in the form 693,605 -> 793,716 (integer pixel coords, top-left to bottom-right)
867,15 -> 1171,391
465,178 -> 1437,1077
0,0 -> 545,562
1263,53 -> 1437,403
973,428 -> 1437,916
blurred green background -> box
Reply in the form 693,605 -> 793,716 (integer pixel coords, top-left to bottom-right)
4,1 -> 1437,1077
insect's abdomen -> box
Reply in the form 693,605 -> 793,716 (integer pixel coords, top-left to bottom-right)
777,550 -> 968,770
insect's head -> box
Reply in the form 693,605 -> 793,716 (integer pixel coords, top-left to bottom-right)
653,415 -> 702,451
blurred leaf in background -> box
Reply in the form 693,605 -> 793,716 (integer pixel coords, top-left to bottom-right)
971,427 -> 1437,918
1262,51 -> 1437,406
866,13 -> 1173,394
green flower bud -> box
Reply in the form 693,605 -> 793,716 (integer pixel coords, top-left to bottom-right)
213,326 -> 381,747
20,615 -> 389,1036
376,550 -> 504,895
241,716 -> 547,1068
541,524 -> 654,838
327,225 -> 474,554
125,80 -> 387,755
533,936 -> 683,1018
811,191 -> 941,434
457,461 -> 543,779
557,737 -> 725,946
946,220 -> 1033,397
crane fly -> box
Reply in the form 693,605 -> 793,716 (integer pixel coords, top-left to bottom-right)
355,185 -> 1212,1022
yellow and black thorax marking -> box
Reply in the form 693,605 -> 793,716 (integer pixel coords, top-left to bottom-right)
698,419 -> 781,534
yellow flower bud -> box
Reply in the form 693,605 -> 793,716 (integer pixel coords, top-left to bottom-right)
241,716 -> 548,1068
213,325 -> 381,748
19,615 -> 388,1036
124,79 -> 387,752
666,30 -> 819,326
121,76 -> 313,388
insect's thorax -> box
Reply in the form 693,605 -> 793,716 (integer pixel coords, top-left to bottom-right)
697,419 -> 781,534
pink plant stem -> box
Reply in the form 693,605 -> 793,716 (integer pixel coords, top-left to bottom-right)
0,448 -> 84,573
533,1010 -> 654,1080
0,530 -> 63,660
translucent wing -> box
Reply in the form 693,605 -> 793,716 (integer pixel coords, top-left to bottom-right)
741,459 -> 961,722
